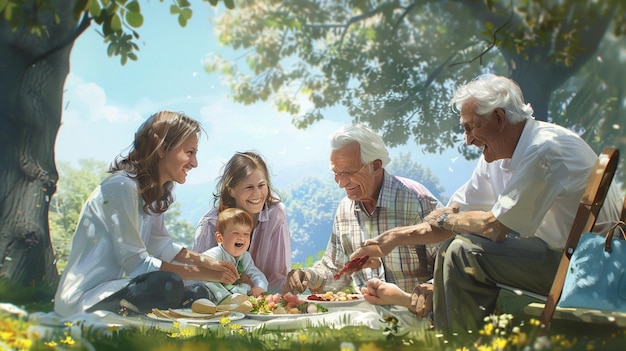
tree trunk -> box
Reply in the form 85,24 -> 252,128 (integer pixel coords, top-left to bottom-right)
0,3 -> 79,300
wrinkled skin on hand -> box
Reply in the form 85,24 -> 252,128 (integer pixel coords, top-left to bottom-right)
424,203 -> 460,229
333,255 -> 369,280
410,283 -> 433,319
282,269 -> 326,294
360,278 -> 411,307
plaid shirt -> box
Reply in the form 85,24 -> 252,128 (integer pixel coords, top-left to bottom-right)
307,170 -> 441,293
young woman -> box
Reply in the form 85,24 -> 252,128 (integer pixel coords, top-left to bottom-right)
193,151 -> 291,292
54,110 -> 238,317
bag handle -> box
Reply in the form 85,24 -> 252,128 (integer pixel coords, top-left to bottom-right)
604,221 -> 626,253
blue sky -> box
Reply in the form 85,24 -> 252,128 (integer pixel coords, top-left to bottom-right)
56,2 -> 475,205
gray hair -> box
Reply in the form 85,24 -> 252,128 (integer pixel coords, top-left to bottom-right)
450,74 -> 534,123
329,124 -> 391,167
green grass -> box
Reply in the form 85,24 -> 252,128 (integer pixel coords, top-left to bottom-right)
2,284 -> 626,350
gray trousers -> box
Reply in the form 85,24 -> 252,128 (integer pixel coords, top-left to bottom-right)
432,234 -> 562,333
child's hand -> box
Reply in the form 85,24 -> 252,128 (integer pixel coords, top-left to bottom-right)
249,286 -> 265,297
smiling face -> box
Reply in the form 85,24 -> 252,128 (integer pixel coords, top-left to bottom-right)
216,223 -> 251,258
330,141 -> 380,205
229,169 -> 268,215
157,133 -> 198,185
460,100 -> 508,163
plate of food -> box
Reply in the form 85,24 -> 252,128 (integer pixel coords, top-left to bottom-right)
305,291 -> 365,307
245,293 -> 329,320
146,308 -> 245,324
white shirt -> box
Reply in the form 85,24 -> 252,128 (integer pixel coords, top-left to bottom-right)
54,172 -> 183,317
449,118 -> 622,249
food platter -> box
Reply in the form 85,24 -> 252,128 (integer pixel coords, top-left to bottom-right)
305,293 -> 365,307
245,311 -> 327,321
146,308 -> 245,324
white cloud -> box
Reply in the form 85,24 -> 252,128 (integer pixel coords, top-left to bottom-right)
63,74 -> 143,123
57,73 -> 348,187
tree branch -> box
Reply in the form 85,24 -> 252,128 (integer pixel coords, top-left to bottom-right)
448,6 -> 513,67
26,12 -> 92,68
391,3 -> 416,34
338,2 -> 398,45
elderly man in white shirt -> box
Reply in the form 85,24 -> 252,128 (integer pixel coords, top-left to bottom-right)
350,74 -> 622,334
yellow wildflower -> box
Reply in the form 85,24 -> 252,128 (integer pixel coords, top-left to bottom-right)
480,322 -> 494,336
60,335 -> 75,345
220,316 -> 231,325
492,336 -> 507,349
179,327 -> 193,338
44,340 -> 58,347
1,331 -> 14,341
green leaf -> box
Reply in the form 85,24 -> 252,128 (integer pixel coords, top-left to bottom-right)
181,8 -> 192,20
170,5 -> 179,15
178,14 -> 188,27
126,0 -> 140,13
3,1 -> 12,20
87,0 -> 101,17
111,13 -> 122,31
125,11 -> 143,28
224,0 -> 235,10
0,0 -> 8,12
107,43 -> 115,57
485,22 -> 494,33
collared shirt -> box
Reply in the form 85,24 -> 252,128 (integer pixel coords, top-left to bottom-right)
54,172 -> 183,317
449,118 -> 622,249
193,202 -> 291,292
307,170 -> 442,293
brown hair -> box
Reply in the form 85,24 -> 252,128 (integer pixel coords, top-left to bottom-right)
214,151 -> 280,212
110,110 -> 203,214
216,208 -> 254,234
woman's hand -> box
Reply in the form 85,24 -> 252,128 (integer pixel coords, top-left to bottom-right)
199,259 -> 238,284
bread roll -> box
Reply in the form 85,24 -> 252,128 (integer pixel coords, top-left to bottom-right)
233,300 -> 253,313
191,298 -> 217,314
219,293 -> 250,306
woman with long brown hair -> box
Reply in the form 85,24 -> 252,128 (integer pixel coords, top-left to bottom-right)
55,110 -> 238,317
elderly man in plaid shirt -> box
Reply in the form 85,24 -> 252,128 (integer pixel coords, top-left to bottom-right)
283,124 -> 442,295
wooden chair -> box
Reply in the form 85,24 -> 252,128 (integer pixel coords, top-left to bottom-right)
496,147 -> 624,326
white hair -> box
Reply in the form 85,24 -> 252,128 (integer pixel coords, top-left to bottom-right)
450,74 -> 534,123
329,124 -> 391,167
